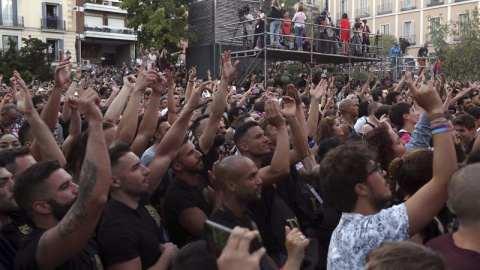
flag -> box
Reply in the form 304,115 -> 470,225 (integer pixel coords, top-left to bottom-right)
433,59 -> 442,74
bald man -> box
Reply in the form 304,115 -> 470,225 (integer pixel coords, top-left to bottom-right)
338,99 -> 359,139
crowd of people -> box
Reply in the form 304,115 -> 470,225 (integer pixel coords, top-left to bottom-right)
0,44 -> 479,270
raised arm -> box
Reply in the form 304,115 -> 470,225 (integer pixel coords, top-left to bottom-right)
103,82 -> 119,108
198,51 -> 239,155
286,86 -> 309,165
185,67 -> 196,103
14,73 -> 66,167
61,73 -> 82,124
358,74 -> 373,101
61,96 -> 82,157
166,72 -> 177,125
258,99 -> 291,186
405,68 -> 457,237
35,88 -> 110,270
147,82 -> 212,194
307,79 -> 327,139
113,62 -> 157,145
104,75 -> 135,124
130,72 -> 166,157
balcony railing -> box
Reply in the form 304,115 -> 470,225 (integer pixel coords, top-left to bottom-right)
427,0 -> 444,7
85,25 -> 136,35
403,34 -> 416,45
84,0 -> 120,6
41,18 -> 65,30
356,7 -> 370,18
377,3 -> 392,15
401,0 -> 417,11
0,14 -> 24,27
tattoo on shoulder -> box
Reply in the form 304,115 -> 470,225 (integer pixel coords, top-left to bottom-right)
57,159 -> 98,238
38,231 -> 49,257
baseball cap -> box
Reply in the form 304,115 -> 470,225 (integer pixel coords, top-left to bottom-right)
321,74 -> 327,78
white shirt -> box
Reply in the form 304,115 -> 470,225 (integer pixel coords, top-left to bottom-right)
147,53 -> 157,70
244,14 -> 255,31
292,12 -> 306,28
327,204 -> 410,270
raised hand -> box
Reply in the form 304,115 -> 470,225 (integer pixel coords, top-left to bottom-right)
123,75 -> 136,88
280,96 -> 297,119
3,93 -> 12,103
13,71 -> 35,115
265,100 -> 286,127
284,226 -> 310,270
405,67 -> 413,85
54,51 -> 73,87
135,69 -> 157,92
185,81 -> 213,110
79,88 -> 103,122
311,79 -> 327,101
9,77 -> 16,90
66,95 -> 80,110
152,72 -> 167,95
221,50 -> 240,79
111,82 -> 119,94
286,84 -> 301,108
410,78 -> 443,116
188,67 -> 197,81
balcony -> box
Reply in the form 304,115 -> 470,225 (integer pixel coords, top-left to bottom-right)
41,18 -> 66,31
0,14 -> 23,28
356,7 -> 370,18
427,0 -> 444,7
377,2 -> 392,15
83,0 -> 127,14
84,25 -> 137,41
403,34 -> 416,45
401,0 -> 417,11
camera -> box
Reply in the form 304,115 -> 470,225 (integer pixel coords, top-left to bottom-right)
238,5 -> 250,18
202,90 -> 212,99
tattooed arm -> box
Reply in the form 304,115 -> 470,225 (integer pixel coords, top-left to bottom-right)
36,88 -> 111,270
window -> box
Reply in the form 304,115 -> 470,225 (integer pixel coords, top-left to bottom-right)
1,0 -> 19,26
42,2 -> 63,30
46,39 -> 63,61
380,24 -> 390,35
401,0 -> 416,10
341,0 -> 348,14
457,13 -> 469,40
2,35 -> 18,51
403,21 -> 415,44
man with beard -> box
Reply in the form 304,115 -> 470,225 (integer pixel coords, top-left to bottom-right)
322,72 -> 457,269
0,160 -> 34,270
97,79 -> 213,269
191,51 -> 239,183
13,88 -> 111,270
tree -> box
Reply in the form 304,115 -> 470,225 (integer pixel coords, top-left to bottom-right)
426,15 -> 450,62
121,0 -> 196,51
378,34 -> 397,58
440,7 -> 480,80
0,37 -> 53,82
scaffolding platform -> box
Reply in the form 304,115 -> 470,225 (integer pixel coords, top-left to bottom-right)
229,47 -> 381,64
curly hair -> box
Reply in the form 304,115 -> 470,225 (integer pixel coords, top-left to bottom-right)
320,141 -> 376,212
365,125 -> 396,172
314,117 -> 337,144
389,149 -> 433,198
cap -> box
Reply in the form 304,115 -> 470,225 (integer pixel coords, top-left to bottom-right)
321,73 -> 327,78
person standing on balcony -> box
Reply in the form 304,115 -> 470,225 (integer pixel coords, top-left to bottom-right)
269,0 -> 285,49
390,40 -> 402,81
281,12 -> 292,49
147,47 -> 158,70
417,42 -> 429,75
292,6 -> 307,51
340,13 -> 350,55
362,19 -> 371,54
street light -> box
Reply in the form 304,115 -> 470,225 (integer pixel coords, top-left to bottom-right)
65,50 -> 71,58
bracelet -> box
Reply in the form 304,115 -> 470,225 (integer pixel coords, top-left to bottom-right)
188,80 -> 195,83
72,78 -> 79,82
430,119 -> 448,125
431,127 -> 452,136
429,113 -> 444,120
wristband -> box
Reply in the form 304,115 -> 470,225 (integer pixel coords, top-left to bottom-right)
429,113 -> 444,121
188,80 -> 195,83
430,119 -> 448,125
72,78 -> 79,82
431,127 -> 452,136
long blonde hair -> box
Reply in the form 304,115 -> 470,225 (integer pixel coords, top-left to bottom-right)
272,0 -> 280,9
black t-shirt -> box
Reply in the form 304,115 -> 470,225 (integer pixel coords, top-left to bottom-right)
0,212 -> 35,270
15,228 -> 102,270
195,144 -> 218,186
418,47 -> 428,58
98,197 -> 163,269
262,152 -> 324,238
164,175 -> 211,248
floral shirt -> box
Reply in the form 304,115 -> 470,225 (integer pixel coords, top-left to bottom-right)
327,204 -> 410,270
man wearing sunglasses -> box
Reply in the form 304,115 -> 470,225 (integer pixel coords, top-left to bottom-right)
320,71 -> 457,270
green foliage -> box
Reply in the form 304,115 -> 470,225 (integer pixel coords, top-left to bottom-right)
378,34 -> 397,58
0,37 -> 52,82
426,15 -> 450,61
121,0 -> 196,51
440,7 -> 480,80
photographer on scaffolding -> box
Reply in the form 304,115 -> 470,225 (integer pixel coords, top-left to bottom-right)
240,5 -> 254,50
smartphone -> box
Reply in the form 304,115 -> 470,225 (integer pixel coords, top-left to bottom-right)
205,220 -> 232,257
202,90 -> 211,99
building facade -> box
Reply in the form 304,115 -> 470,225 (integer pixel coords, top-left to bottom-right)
328,0 -> 480,55
0,0 -> 77,62
75,0 -> 136,67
